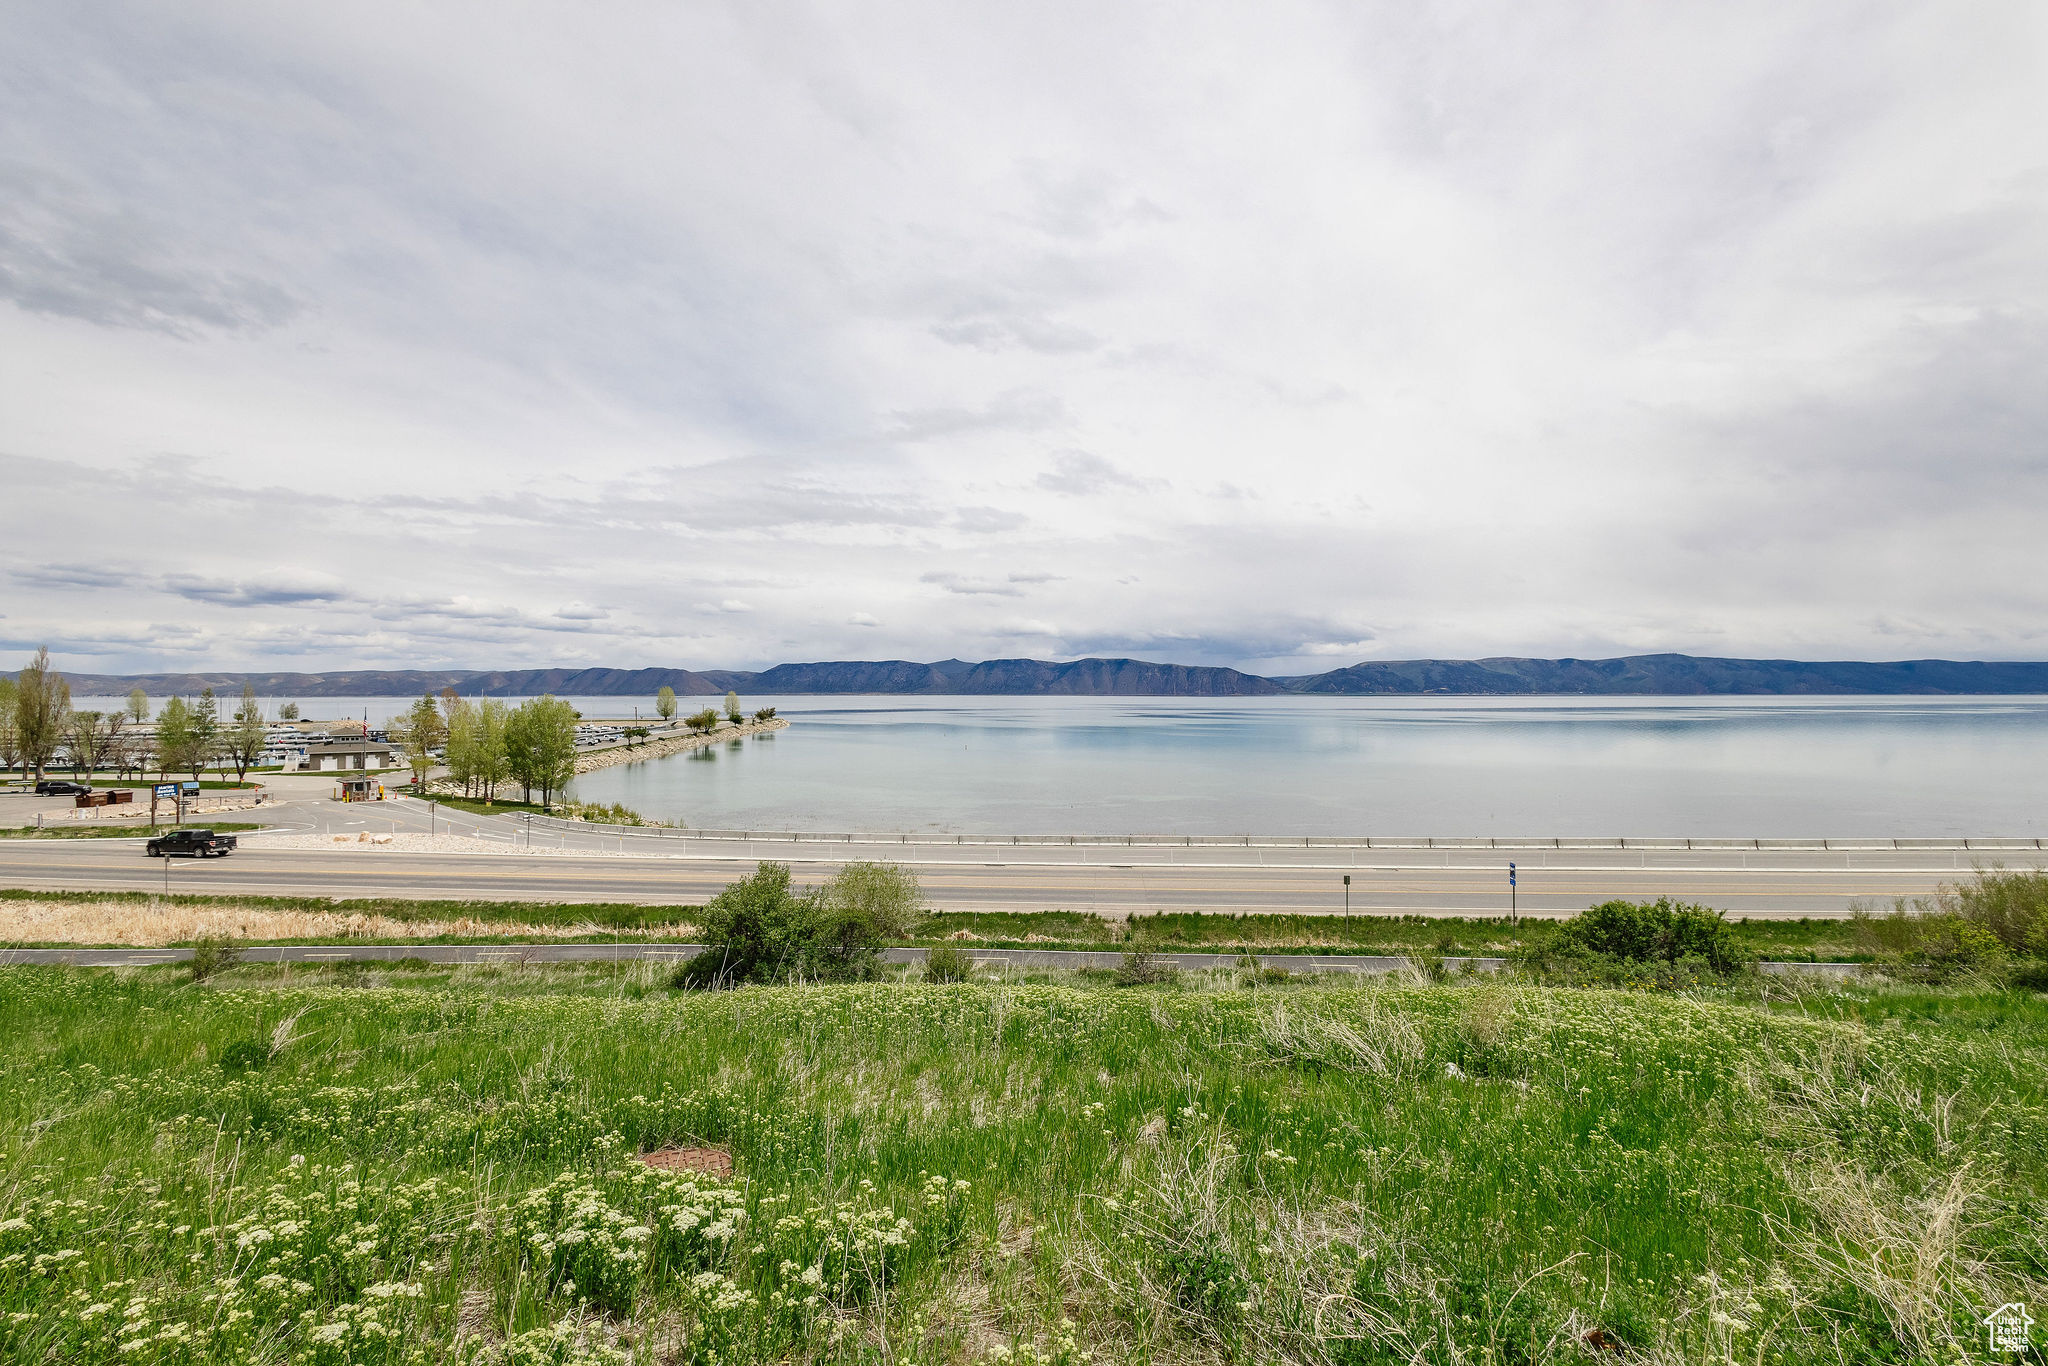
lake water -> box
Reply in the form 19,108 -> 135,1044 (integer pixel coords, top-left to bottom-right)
78,693 -> 2048,835
570,695 -> 2046,837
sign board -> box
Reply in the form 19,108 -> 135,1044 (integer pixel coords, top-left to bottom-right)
181,781 -> 201,793
1508,861 -> 1517,887
155,784 -> 177,798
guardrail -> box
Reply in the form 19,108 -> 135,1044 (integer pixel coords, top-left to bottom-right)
517,815 -> 2045,853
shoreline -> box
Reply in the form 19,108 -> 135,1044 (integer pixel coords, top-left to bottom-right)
571,715 -> 789,775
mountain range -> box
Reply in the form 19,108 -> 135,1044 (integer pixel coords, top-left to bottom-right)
22,653 -> 2048,698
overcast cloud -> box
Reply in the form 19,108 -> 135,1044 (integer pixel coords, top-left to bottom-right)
4,2 -> 2046,674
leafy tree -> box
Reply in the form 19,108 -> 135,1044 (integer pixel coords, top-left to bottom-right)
655,686 -> 677,722
474,699 -> 511,803
686,707 -> 720,734
192,688 -> 222,782
442,698 -> 478,797
15,648 -> 71,781
752,706 -> 777,723
62,710 -> 115,779
724,690 -> 742,724
152,697 -> 195,780
278,701 -> 300,721
504,695 -> 578,808
391,691 -> 448,787
223,685 -> 267,783
126,688 -> 149,727
0,676 -> 18,777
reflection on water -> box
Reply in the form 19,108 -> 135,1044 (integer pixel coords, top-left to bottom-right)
562,695 -> 2048,837
73,693 -> 2045,836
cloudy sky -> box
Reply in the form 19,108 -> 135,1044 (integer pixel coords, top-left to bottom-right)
4,3 -> 2046,674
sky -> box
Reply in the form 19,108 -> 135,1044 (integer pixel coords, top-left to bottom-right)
4,2 -> 2047,675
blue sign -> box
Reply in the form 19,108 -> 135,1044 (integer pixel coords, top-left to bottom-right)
155,783 -> 177,798
181,781 -> 201,793
1508,861 -> 1517,887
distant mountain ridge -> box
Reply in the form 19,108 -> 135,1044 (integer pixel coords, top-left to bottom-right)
23,653 -> 2048,698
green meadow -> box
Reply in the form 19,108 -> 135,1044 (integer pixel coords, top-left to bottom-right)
1,962 -> 2042,1365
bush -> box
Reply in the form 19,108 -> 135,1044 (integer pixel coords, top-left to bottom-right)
189,935 -> 244,983
1855,901 -> 2010,983
1950,867 -> 2048,958
1114,949 -> 1176,986
686,708 -> 721,734
1544,898 -> 1742,974
752,707 -> 777,722
673,860 -> 924,988
923,945 -> 975,983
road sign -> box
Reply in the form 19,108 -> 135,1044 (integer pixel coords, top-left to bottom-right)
1508,861 -> 1516,886
155,783 -> 177,798
181,781 -> 200,793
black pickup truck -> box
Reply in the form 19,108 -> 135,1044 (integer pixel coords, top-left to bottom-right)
145,829 -> 238,858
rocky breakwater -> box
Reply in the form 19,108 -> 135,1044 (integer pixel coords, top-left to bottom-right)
572,716 -> 789,774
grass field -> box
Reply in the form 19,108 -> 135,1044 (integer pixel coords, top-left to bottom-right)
0,961 -> 2041,1364
0,891 -> 1879,960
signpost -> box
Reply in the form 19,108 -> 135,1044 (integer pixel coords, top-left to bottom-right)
1343,873 -> 1351,914
1508,862 -> 1517,925
152,782 -> 176,830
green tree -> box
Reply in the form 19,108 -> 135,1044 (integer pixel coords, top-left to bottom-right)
222,685 -> 267,783
0,676 -> 18,777
441,697 -> 478,797
62,710 -> 115,779
152,697 -> 195,780
724,690 -> 742,725
391,692 -> 448,788
504,695 -> 578,809
15,647 -> 71,781
655,686 -> 678,722
686,707 -> 720,735
126,688 -> 149,727
278,701 -> 300,721
473,699 -> 511,803
191,689 -> 222,782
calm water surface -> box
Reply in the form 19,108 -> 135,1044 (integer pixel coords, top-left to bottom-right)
86,694 -> 2047,835
568,695 -> 2048,837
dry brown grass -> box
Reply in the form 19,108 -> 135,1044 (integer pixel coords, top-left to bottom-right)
0,896 -> 695,945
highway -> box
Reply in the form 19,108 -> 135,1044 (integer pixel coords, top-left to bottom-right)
4,786 -> 2048,925
2,787 -> 2039,917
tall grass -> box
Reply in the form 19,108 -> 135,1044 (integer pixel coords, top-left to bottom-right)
0,966 -> 2041,1363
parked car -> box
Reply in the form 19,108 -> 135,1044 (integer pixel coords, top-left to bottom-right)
35,779 -> 91,796
145,829 -> 238,858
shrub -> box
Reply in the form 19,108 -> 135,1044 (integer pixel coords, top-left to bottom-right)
752,706 -> 776,722
923,945 -> 975,983
1950,867 -> 2048,958
674,860 -> 925,988
1854,901 -> 2010,983
1545,898 -> 1742,974
1115,949 -> 1176,986
686,708 -> 721,734
189,934 -> 243,982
